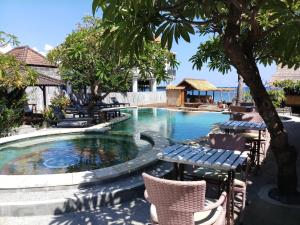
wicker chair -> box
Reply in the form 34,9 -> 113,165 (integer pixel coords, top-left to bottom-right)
143,173 -> 227,225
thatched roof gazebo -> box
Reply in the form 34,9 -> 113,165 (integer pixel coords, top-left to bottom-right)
177,78 -> 218,91
166,78 -> 235,107
270,65 -> 300,83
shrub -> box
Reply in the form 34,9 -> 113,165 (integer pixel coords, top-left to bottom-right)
267,89 -> 285,108
0,90 -> 26,137
243,91 -> 253,102
50,94 -> 70,111
273,80 -> 300,95
42,108 -> 57,126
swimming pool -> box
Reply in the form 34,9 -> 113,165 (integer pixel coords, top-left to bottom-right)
0,108 -> 229,175
111,108 -> 229,141
0,133 -> 150,175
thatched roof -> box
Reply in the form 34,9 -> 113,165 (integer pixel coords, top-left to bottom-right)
177,78 -> 218,91
166,85 -> 185,90
270,65 -> 300,83
217,87 -> 236,92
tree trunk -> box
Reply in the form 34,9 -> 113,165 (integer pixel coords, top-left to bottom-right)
224,45 -> 298,196
223,3 -> 297,196
236,74 -> 244,106
88,83 -> 98,117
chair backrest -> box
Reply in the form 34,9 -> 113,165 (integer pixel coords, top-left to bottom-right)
209,133 -> 246,151
143,173 -> 206,225
241,112 -> 263,123
240,102 -> 254,107
50,105 -> 65,120
111,97 -> 118,104
229,105 -> 249,113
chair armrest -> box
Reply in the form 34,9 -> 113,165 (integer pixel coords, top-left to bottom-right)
144,190 -> 151,203
203,191 -> 227,211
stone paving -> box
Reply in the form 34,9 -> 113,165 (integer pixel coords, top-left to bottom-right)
0,198 -> 151,225
241,115 -> 300,225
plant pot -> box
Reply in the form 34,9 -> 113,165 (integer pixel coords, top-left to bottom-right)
285,95 -> 300,106
42,121 -> 49,128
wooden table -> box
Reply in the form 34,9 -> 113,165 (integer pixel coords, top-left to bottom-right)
158,144 -> 248,225
218,120 -> 266,168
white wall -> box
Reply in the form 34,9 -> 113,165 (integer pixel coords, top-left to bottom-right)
26,86 -> 61,112
102,91 -> 166,106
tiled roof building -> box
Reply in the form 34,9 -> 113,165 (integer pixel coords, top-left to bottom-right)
6,46 -> 56,68
6,46 -> 64,111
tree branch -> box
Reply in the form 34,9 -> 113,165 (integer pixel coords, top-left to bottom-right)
161,14 -> 213,26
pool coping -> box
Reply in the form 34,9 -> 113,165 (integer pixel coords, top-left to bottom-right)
0,110 -> 170,189
0,130 -> 169,189
0,107 -> 228,189
0,113 -> 132,145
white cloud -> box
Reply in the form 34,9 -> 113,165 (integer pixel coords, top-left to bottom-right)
32,46 -> 39,52
0,43 -> 13,53
44,44 -> 53,52
0,43 -> 54,56
33,44 -> 54,56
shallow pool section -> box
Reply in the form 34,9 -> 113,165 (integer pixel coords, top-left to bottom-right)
111,108 -> 229,141
0,133 -> 150,175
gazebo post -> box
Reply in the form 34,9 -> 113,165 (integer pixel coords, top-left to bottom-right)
212,91 -> 215,101
38,85 -> 47,110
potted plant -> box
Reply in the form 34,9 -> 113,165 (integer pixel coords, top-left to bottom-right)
273,80 -> 300,113
42,108 -> 57,127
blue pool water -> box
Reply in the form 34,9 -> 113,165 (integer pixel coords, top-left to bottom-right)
0,108 -> 229,175
0,133 -> 147,175
111,108 -> 229,141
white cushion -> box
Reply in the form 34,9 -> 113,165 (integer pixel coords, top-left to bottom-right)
150,198 -> 223,225
194,198 -> 223,225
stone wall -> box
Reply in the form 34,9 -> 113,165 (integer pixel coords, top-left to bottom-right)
26,66 -> 62,112
102,91 -> 167,106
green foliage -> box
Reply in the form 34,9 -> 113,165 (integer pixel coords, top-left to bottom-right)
0,54 -> 37,89
0,92 -> 26,137
190,37 -> 231,74
273,80 -> 300,95
0,31 -> 19,47
93,0 -> 300,70
267,89 -> 285,108
51,94 -> 70,111
0,31 -> 37,137
48,16 -> 177,101
244,91 -> 253,103
42,108 -> 57,125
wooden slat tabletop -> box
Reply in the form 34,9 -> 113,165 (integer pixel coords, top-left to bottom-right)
218,120 -> 266,131
158,144 -> 248,171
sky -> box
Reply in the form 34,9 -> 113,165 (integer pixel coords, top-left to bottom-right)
0,0 -> 276,87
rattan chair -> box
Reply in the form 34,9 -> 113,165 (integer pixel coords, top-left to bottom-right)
143,173 -> 227,225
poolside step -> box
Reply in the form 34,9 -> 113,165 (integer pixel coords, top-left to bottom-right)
0,162 -> 172,217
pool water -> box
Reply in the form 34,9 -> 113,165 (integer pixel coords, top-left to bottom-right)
0,133 -> 148,175
0,108 -> 229,175
111,108 -> 229,141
